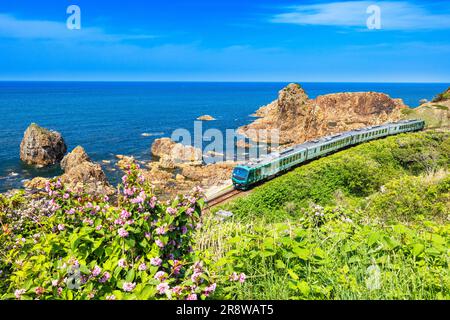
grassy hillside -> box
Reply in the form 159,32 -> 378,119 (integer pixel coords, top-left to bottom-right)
402,103 -> 449,129
196,130 -> 450,300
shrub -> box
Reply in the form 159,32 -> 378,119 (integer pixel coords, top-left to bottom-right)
0,164 -> 218,300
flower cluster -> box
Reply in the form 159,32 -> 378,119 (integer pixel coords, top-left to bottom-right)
1,163 -> 216,300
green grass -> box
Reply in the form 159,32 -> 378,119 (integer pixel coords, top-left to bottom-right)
217,131 -> 450,222
196,130 -> 450,300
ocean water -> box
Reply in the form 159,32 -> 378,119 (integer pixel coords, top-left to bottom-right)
0,81 -> 448,192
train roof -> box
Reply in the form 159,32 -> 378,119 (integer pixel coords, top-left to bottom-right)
241,119 -> 424,169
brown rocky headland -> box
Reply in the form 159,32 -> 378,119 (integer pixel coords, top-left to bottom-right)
238,83 -> 407,146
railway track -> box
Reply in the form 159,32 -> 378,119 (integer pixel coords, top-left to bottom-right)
205,188 -> 242,208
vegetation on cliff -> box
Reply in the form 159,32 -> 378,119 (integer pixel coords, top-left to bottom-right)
199,130 -> 449,299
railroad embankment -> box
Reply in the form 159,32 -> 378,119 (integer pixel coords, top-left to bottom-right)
196,129 -> 450,299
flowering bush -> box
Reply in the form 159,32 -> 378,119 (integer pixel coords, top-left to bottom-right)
0,164 -> 218,300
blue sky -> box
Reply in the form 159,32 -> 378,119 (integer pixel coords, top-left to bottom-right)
0,0 -> 449,82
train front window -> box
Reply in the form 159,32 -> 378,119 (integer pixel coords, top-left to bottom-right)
233,167 -> 249,181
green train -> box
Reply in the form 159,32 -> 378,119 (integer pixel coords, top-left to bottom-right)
232,119 -> 425,190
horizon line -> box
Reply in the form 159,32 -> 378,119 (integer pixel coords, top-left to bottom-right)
0,80 -> 448,84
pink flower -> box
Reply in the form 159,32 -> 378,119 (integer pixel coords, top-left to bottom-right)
204,283 -> 217,297
186,208 -> 195,216
121,175 -> 128,184
67,208 -> 76,215
99,272 -> 111,283
191,272 -> 202,283
172,286 -> 183,296
239,273 -> 246,283
154,271 -> 167,281
181,226 -> 188,234
124,188 -> 134,196
131,196 -> 144,204
230,272 -> 239,281
122,282 -> 136,292
106,294 -> 116,300
156,282 -> 169,295
188,196 -> 197,204
138,263 -> 147,271
91,265 -> 102,277
186,293 -> 198,300
96,225 -> 103,231
118,228 -> 129,238
149,196 -> 157,208
114,218 -> 125,225
63,193 -> 70,199
14,289 -> 26,300
166,207 -> 177,215
150,257 -> 162,267
118,259 -> 127,268
51,280 -> 58,287
156,226 -> 166,235
57,224 -> 65,231
172,264 -> 182,275
57,287 -> 63,296
120,210 -> 131,220
155,239 -> 165,248
83,218 -> 94,226
145,232 -> 151,239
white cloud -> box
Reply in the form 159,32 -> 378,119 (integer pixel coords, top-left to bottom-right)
0,14 -> 156,42
271,1 -> 450,30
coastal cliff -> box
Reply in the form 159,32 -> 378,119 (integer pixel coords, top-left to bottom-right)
238,83 -> 406,145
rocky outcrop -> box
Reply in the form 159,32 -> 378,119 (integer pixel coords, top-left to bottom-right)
60,146 -> 114,195
404,102 -> 450,129
24,177 -> 50,190
238,83 -> 407,145
432,87 -> 450,103
197,115 -> 216,121
180,162 -> 235,186
151,138 -> 202,165
60,146 -> 90,172
20,123 -> 67,167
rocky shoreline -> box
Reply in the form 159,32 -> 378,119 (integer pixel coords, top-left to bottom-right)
8,84 -> 450,198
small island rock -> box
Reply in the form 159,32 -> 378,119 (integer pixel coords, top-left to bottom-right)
197,115 -> 216,121
20,123 -> 67,167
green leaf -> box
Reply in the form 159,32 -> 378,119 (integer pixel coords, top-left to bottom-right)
293,247 -> 310,260
275,260 -> 286,269
411,243 -> 425,256
367,232 -> 381,246
126,269 -> 135,282
139,285 -> 156,300
297,281 -> 310,296
287,269 -> 299,280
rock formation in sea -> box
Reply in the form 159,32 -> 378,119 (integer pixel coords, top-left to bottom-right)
60,146 -> 114,195
151,138 -> 203,165
20,123 -> 67,167
238,83 -> 407,145
197,115 -> 216,121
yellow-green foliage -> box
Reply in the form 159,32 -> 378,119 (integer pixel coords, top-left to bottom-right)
219,131 -> 449,221
200,130 -> 450,300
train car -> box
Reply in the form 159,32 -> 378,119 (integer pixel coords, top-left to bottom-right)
232,119 -> 425,189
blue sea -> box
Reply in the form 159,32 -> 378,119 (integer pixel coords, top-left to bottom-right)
0,81 -> 448,193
